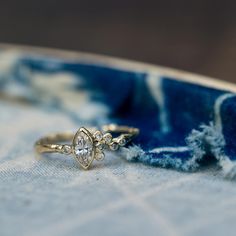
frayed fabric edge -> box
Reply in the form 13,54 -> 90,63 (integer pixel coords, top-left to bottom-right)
119,145 -> 200,172
119,122 -> 236,179
187,122 -> 236,179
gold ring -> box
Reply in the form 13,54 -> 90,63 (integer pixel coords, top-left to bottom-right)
34,124 -> 139,170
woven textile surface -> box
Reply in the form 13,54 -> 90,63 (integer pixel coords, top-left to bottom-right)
0,47 -> 236,236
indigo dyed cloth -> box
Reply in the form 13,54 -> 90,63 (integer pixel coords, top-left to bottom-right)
0,47 -> 236,236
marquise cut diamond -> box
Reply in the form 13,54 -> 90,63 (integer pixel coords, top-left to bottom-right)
73,129 -> 94,169
75,136 -> 92,157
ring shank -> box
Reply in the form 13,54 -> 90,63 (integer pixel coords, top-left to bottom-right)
35,132 -> 74,154
102,124 -> 139,136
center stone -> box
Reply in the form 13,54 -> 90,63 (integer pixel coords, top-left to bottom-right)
74,134 -> 93,158
73,127 -> 95,169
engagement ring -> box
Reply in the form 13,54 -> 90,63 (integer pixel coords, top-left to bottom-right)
35,124 -> 139,169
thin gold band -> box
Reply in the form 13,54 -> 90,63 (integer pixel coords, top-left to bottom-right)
35,124 -> 139,169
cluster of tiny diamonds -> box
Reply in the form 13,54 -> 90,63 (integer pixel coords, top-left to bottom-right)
93,131 -> 126,152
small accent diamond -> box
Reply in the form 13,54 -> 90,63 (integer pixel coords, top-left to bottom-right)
95,151 -> 105,161
94,131 -> 103,141
118,138 -> 126,146
103,133 -> 112,144
110,142 -> 119,151
63,145 -> 71,154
